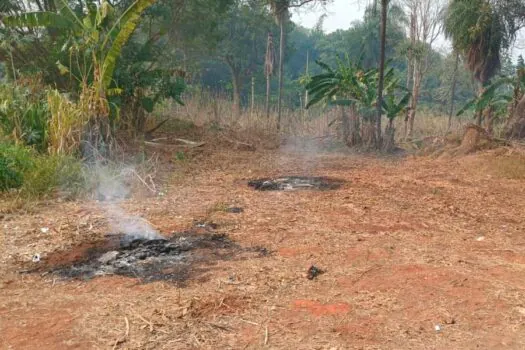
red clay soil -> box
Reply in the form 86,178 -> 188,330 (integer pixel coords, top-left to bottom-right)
1,147 -> 525,349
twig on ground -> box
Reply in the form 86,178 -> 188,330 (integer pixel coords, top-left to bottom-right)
352,265 -> 380,285
130,169 -> 156,194
240,319 -> 259,326
207,322 -> 232,332
112,316 -> 129,350
132,309 -> 154,332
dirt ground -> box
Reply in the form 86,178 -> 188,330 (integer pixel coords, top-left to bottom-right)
2,144 -> 525,349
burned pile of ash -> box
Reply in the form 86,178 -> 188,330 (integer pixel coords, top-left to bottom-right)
248,176 -> 343,191
48,232 -> 265,284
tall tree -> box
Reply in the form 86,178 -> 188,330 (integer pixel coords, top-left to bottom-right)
402,0 -> 444,139
375,0 -> 388,147
217,1 -> 275,115
447,51 -> 460,131
265,32 -> 276,118
269,0 -> 288,130
267,0 -> 329,130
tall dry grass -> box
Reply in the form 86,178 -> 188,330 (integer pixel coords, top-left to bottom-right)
47,90 -> 88,155
153,92 -> 467,145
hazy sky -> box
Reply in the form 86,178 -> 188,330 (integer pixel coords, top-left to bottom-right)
292,0 -> 524,61
292,0 -> 367,33
292,0 -> 453,53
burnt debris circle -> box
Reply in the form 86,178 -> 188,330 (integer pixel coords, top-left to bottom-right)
40,229 -> 267,285
248,176 -> 343,191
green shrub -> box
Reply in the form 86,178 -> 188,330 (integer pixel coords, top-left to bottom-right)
0,81 -> 50,152
0,143 -> 35,191
22,155 -> 86,197
0,142 -> 86,197
0,156 -> 23,190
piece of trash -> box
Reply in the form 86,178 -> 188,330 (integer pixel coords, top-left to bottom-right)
40,227 -> 49,234
194,222 -> 218,230
226,207 -> 244,213
434,324 -> 441,332
32,254 -> 41,263
306,265 -> 324,280
98,251 -> 120,264
476,236 -> 485,241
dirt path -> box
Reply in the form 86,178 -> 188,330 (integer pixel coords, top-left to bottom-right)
1,148 -> 525,349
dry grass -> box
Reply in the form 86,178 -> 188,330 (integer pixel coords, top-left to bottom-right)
154,95 -> 469,150
482,152 -> 525,179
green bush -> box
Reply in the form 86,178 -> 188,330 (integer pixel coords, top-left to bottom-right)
0,143 -> 35,191
0,156 -> 23,190
0,142 -> 86,197
22,155 -> 86,197
0,81 -> 50,152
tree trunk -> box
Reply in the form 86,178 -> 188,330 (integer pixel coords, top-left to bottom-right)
406,61 -> 422,140
341,106 -> 350,146
305,49 -> 309,107
375,0 -> 388,148
475,110 -> 482,126
277,13 -> 286,130
362,120 -> 377,149
505,94 -> 525,139
348,106 -> 361,146
404,7 -> 416,140
251,76 -> 255,115
485,106 -> 494,135
383,118 -> 395,152
265,75 -> 271,118
447,52 -> 460,132
475,85 -> 485,127
229,67 -> 242,116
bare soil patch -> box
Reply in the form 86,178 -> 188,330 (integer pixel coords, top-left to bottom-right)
1,146 -> 525,349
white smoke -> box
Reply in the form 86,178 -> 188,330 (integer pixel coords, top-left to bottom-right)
94,164 -> 163,240
104,204 -> 162,240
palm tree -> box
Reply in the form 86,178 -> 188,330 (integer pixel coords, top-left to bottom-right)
444,0 -> 504,126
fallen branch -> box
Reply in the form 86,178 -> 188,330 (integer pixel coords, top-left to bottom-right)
144,139 -> 205,149
174,138 -> 205,147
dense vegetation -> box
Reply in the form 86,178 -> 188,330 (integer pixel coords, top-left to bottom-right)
0,0 -> 524,196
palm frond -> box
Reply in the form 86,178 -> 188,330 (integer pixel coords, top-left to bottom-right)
2,11 -> 73,29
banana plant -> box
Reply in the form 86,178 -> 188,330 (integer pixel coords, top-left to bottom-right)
382,92 -> 411,127
306,57 -> 409,149
306,57 -> 399,120
2,0 -> 156,92
456,77 -> 514,120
